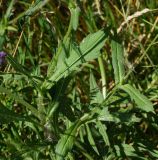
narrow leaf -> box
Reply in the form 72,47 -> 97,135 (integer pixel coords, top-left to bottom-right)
86,124 -> 99,155
111,40 -> 125,84
55,113 -> 92,160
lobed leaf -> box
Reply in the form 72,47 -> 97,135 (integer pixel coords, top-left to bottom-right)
89,70 -> 104,104
119,84 -> 154,112
96,121 -> 110,146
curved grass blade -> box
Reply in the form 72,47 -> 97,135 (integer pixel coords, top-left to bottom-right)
119,84 -> 154,112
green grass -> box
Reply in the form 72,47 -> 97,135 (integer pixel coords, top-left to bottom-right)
0,0 -> 158,159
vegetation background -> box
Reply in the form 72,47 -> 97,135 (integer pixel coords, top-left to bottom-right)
0,0 -> 158,159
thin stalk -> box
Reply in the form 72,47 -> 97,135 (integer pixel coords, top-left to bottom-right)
98,56 -> 106,99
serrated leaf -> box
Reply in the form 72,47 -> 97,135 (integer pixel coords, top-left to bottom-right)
114,143 -> 158,159
119,84 -> 154,112
90,70 -> 103,104
111,40 -> 125,84
98,107 -> 141,123
96,121 -> 110,146
114,144 -> 142,158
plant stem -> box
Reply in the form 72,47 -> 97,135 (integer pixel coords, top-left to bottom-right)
98,56 -> 106,99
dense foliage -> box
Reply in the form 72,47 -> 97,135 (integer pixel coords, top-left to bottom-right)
0,0 -> 158,159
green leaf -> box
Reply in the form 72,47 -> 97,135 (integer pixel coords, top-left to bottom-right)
114,144 -> 142,158
4,0 -> 15,20
44,29 -> 109,89
119,84 -> 154,112
98,107 -> 141,123
114,143 -> 158,159
71,7 -> 80,31
89,70 -> 103,104
86,124 -> 99,155
96,121 -> 110,146
111,39 -> 125,84
55,121 -> 81,160
55,113 -> 92,160
24,0 -> 49,17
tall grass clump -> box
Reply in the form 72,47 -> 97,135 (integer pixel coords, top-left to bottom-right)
0,0 -> 158,159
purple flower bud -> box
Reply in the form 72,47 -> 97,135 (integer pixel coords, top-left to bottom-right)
0,51 -> 7,66
0,51 -> 7,57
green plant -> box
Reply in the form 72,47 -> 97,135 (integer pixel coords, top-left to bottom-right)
0,0 -> 158,159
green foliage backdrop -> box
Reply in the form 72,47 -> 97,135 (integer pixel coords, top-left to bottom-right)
0,0 -> 158,159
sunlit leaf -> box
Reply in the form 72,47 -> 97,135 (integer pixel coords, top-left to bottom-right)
44,29 -> 109,89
